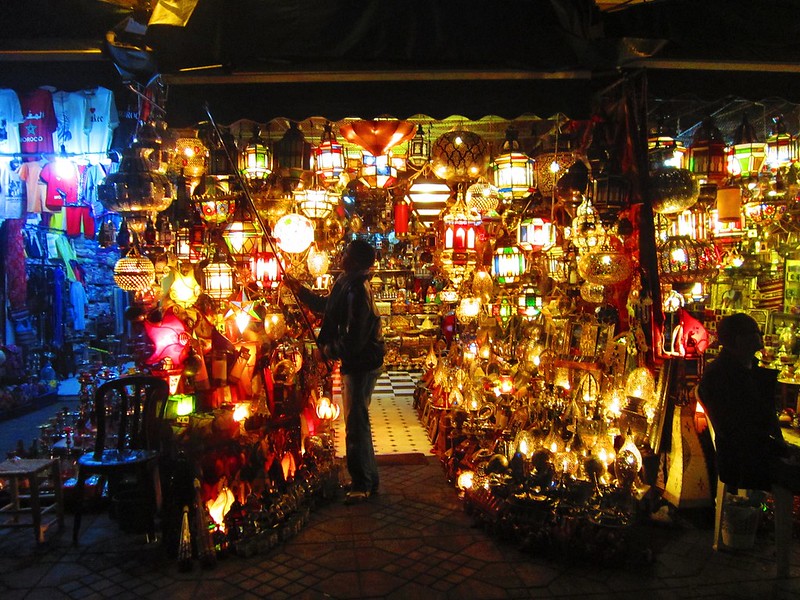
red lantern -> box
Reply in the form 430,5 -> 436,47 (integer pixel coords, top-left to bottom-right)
394,197 -> 410,236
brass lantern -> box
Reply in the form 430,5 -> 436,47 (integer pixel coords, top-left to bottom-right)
407,165 -> 451,227
728,114 -> 767,180
192,177 -> 238,225
656,235 -> 718,289
465,180 -> 501,216
113,249 -> 155,292
201,247 -> 236,300
431,127 -> 490,183
295,186 -> 336,220
222,202 -> 262,260
766,115 -> 798,171
441,193 -> 480,267
687,117 -> 728,187
240,125 -> 272,181
314,121 -> 345,184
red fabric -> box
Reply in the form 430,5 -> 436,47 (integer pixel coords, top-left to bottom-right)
39,160 -> 80,210
19,89 -> 56,159
4,219 -> 27,310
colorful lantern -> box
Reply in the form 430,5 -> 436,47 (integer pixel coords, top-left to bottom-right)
492,241 -> 526,284
250,250 -> 282,287
222,203 -> 262,259
339,119 -> 417,158
240,125 -> 272,180
193,178 -> 237,225
492,127 -> 534,201
359,152 -> 397,189
314,121 -> 346,183
441,195 -> 480,265
766,115 -> 798,171
687,117 -> 728,187
728,114 -> 767,179
201,248 -> 236,300
517,217 -> 555,252
656,235 -> 718,287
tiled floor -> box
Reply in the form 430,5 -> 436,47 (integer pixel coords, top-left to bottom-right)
332,370 -> 432,457
1,376 -> 800,599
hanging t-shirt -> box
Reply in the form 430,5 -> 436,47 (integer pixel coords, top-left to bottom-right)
39,158 -> 80,211
19,88 -> 57,159
112,90 -> 140,153
70,279 -> 88,331
51,90 -> 90,156
0,158 -> 24,219
0,88 -> 24,155
18,159 -> 45,212
78,87 -> 119,162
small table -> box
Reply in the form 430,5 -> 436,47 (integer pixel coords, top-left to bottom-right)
0,458 -> 64,543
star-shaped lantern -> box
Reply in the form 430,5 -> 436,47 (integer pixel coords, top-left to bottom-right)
225,287 -> 261,334
144,309 -> 191,366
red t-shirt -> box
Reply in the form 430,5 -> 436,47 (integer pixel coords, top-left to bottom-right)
39,159 -> 79,211
19,88 -> 57,159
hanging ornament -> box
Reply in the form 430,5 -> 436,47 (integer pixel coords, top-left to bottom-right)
273,213 -> 315,254
225,288 -> 261,335
144,309 -> 190,366
307,245 -> 330,277
431,128 -> 490,183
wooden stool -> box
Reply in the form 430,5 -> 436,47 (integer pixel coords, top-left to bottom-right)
0,458 -> 64,543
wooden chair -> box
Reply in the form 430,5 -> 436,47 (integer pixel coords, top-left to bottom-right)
72,375 -> 168,544
700,395 -> 794,577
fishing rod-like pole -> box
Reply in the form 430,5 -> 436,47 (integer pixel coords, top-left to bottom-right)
203,104 -> 327,364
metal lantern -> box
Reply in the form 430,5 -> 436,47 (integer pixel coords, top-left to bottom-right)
687,117 -> 728,186
192,178 -> 238,224
295,187 -> 335,220
173,137 -> 207,178
113,250 -> 155,292
650,167 -> 699,215
201,248 -> 236,300
492,239 -> 526,284
339,119 -> 417,158
441,194 -> 480,266
250,250 -> 282,288
492,127 -> 535,201
728,114 -> 767,179
314,121 -> 345,183
431,128 -> 490,183
535,150 -> 579,196
517,282 -> 543,318
656,235 -> 718,287
359,152 -> 397,189
222,203 -> 262,259
743,197 -> 787,226
98,145 -> 173,216
275,121 -> 311,185
464,180 -> 500,215
570,197 -> 607,252
307,245 -> 330,277
240,125 -> 272,180
766,115 -> 798,171
456,296 -> 481,324
407,167 -> 451,227
406,126 -> 430,170
577,243 -> 633,285
648,133 -> 686,170
517,217 -> 556,252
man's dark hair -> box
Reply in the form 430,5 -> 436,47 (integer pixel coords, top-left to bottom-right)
342,239 -> 376,272
717,312 -> 758,347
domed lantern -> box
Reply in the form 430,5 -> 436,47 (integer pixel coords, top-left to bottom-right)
577,242 -> 633,285
407,165 -> 451,228
273,213 -> 315,254
222,203 -> 262,260
113,249 -> 155,292
431,128 -> 490,183
650,167 -> 700,215
464,180 -> 501,215
656,235 -> 718,289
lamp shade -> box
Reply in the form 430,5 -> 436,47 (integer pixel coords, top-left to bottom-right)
577,244 -> 632,285
339,119 -> 417,157
465,180 -> 500,215
650,167 -> 699,215
407,170 -> 451,227
274,213 -> 315,254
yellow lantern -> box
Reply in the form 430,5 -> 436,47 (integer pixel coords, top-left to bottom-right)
274,213 -> 315,254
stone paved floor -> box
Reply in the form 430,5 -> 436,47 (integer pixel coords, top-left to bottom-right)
1,455 -> 800,599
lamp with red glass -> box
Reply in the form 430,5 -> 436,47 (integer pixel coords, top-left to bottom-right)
314,121 -> 345,184
441,193 -> 480,266
687,117 -> 728,189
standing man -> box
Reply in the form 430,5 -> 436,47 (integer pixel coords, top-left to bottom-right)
285,239 -> 385,502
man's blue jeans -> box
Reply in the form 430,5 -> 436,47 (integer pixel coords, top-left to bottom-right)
342,368 -> 381,493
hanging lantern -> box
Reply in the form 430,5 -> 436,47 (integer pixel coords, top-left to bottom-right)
222,203 -> 262,259
577,242 -> 632,285
687,116 -> 728,187
472,269 -> 494,299
273,213 -> 315,254
275,121 -> 310,184
464,180 -> 501,215
455,296 -> 481,324
263,304 -> 287,341
656,235 -> 718,288
201,248 -> 236,300
650,167 -> 699,215
307,245 -> 330,277
492,239 -> 526,284
715,185 -> 742,222
393,197 -> 411,236
624,366 -> 655,406
647,130 -> 686,170
728,114 -> 767,179
169,267 -> 202,308
407,167 -> 451,227
576,372 -> 600,405
339,119 -> 417,158
192,178 -> 238,225
113,249 -> 155,292
173,137 -> 207,178
534,150 -> 579,196
225,288 -> 260,334
431,128 -> 490,183
207,128 -> 237,177
441,194 -> 480,266
743,197 -> 787,226
517,216 -> 556,252
98,143 -> 173,217
359,152 -> 397,189
314,121 -> 345,183
570,197 -> 607,252
295,186 -> 336,220
492,127 -> 535,201
766,115 -> 798,171
240,125 -> 272,180
517,282 -> 543,318
406,125 -> 430,170
591,167 -> 630,224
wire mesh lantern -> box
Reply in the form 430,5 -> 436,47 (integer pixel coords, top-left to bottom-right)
656,235 -> 719,288
431,128 -> 490,183
114,249 -> 155,292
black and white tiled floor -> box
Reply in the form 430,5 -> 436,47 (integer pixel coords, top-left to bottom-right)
331,370 -> 433,456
